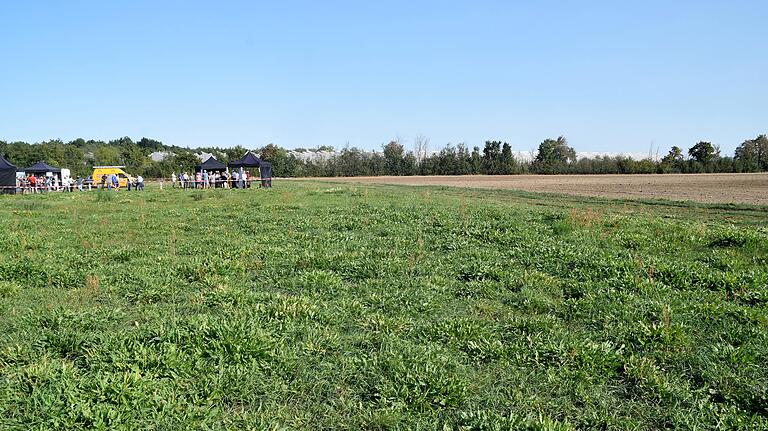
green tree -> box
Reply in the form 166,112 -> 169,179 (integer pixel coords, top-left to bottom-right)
734,135 -> 768,172
660,146 -> 685,173
39,140 -> 66,167
93,146 -> 121,166
534,136 -> 575,173
63,145 -> 87,176
108,136 -> 135,148
258,144 -> 281,162
338,146 -> 366,176
221,145 -> 248,163
173,152 -> 201,173
470,146 -> 482,174
403,152 -> 417,176
257,144 -> 300,177
3,141 -> 36,167
67,138 -> 87,148
137,137 -> 165,151
500,142 -> 516,174
688,141 -> 719,165
383,140 -> 406,175
120,143 -> 149,175
481,141 -> 502,174
663,146 -> 684,163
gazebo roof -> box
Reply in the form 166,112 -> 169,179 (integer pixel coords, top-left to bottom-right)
228,151 -> 263,168
196,155 -> 227,171
21,161 -> 61,173
0,154 -> 16,170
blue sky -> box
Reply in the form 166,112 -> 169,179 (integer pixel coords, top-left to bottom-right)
1,1 -> 765,154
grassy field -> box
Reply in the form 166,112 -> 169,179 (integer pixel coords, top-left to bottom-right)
0,182 -> 766,430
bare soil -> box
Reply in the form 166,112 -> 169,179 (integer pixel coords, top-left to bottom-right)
306,173 -> 768,205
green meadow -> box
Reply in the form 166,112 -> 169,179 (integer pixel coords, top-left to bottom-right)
0,182 -> 766,430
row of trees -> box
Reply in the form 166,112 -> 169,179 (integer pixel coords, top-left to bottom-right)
278,135 -> 767,176
1,135 -> 766,178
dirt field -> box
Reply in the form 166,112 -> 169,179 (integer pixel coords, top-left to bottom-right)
307,173 -> 768,205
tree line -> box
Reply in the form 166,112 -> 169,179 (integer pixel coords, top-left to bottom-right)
1,134 -> 766,178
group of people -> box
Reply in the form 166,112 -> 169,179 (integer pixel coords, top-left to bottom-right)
15,170 -> 263,194
171,170 -> 254,189
17,175 -> 90,193
99,173 -> 145,191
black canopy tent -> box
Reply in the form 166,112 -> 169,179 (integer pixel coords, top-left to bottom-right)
227,151 -> 263,168
0,155 -> 17,194
21,161 -> 62,175
228,151 -> 272,188
196,155 -> 226,172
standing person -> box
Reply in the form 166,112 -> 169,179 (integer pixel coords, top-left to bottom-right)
77,176 -> 83,191
101,174 -> 107,189
184,172 -> 190,189
137,174 -> 144,191
28,175 -> 36,193
202,170 -> 209,189
171,172 -> 177,188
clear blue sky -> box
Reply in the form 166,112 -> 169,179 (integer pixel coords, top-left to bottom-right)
1,1 -> 765,154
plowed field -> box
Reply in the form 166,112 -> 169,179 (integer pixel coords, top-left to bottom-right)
311,173 -> 768,205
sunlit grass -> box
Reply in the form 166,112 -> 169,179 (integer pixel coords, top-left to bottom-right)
0,182 -> 766,429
